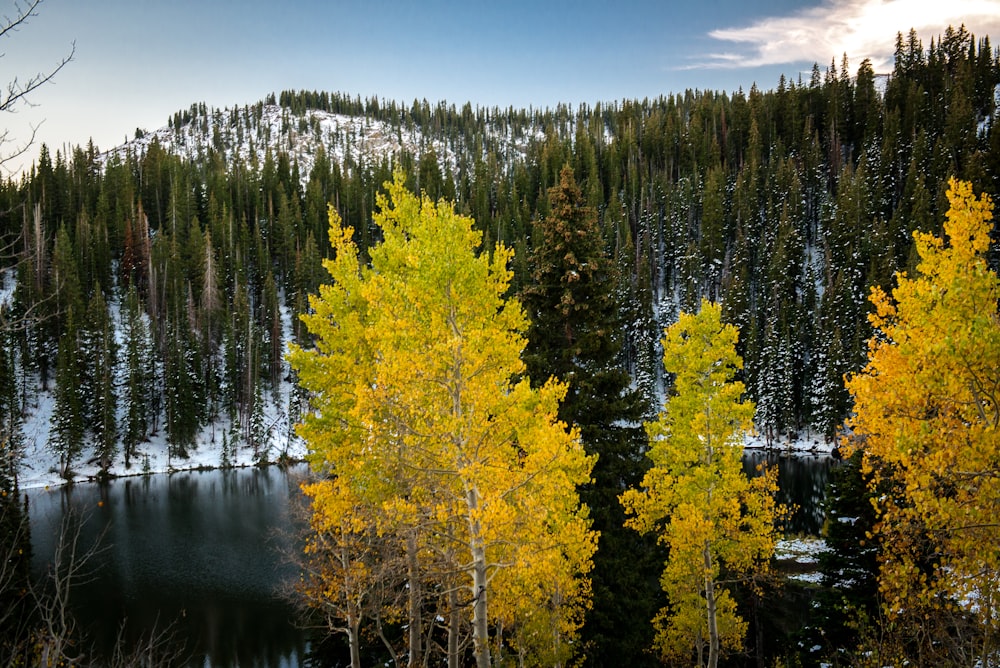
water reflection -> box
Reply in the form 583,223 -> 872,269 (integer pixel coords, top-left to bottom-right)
27,465 -> 310,667
743,451 -> 837,535
26,457 -> 834,665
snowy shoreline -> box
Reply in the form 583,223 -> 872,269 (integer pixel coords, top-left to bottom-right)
17,418 -> 835,491
15,383 -> 309,490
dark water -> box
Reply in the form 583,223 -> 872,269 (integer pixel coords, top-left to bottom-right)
26,456 -> 834,666
743,451 -> 838,535
27,465 -> 311,667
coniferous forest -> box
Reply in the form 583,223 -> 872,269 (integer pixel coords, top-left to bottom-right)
2,25 -> 1000,667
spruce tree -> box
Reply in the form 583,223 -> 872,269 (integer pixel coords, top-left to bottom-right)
50,315 -> 84,477
163,316 -> 203,458
121,285 -> 152,469
82,285 -> 118,473
0,326 -> 22,467
521,164 -> 657,666
807,449 -> 881,666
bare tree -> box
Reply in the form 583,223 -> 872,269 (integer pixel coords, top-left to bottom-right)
1,0 -> 75,171
0,487 -> 35,664
1,497 -> 189,666
0,498 -> 98,665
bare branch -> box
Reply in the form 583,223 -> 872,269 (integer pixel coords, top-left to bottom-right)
0,0 -> 43,40
0,0 -> 75,169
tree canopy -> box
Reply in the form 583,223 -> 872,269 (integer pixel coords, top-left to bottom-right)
847,178 -> 1000,665
621,300 -> 780,667
288,173 -> 597,668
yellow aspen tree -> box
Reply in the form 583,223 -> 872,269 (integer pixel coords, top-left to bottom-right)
288,172 -> 597,668
620,299 -> 780,667
297,480 -> 406,668
845,178 -> 1000,663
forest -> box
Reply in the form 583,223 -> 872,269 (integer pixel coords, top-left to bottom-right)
1,24 -> 999,667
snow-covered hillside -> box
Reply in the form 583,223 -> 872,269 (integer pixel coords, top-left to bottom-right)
100,101 -> 540,186
16,293 -> 308,490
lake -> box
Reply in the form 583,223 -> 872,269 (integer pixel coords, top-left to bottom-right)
27,465 -> 311,667
743,450 -> 838,535
26,454 -> 836,665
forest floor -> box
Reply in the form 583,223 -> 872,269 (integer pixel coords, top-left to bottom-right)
16,382 -> 306,490
775,536 -> 825,584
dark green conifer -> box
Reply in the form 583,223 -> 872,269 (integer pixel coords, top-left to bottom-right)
50,315 -> 84,477
521,164 -> 657,666
121,285 -> 152,469
82,285 -> 117,473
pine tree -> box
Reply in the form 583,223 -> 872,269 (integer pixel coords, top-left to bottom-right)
82,285 -> 117,473
807,449 -> 881,666
163,316 -> 203,458
121,285 -> 152,469
520,164 -> 657,665
50,315 -> 84,477
0,325 -> 22,470
260,268 -> 282,392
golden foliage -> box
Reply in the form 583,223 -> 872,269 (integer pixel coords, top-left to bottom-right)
621,300 -> 780,666
288,172 -> 597,666
846,178 -> 1000,661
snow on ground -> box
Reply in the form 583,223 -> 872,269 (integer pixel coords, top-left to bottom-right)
15,383 -> 308,490
744,429 -> 839,456
776,536 -> 826,584
18,415 -> 836,490
16,385 -> 838,490
100,103 -> 540,190
13,283 -> 836,490
15,294 -> 308,490
777,537 -> 823,563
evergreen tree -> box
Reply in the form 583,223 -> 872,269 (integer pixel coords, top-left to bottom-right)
0,325 -> 22,469
260,268 -> 282,392
120,284 -> 152,469
163,316 -> 203,458
82,285 -> 118,473
50,315 -> 84,477
807,449 -> 881,666
521,164 -> 657,665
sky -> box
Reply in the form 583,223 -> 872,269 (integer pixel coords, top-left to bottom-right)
3,0 -> 1000,174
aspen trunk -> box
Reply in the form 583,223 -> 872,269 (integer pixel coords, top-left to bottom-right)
348,618 -> 361,668
406,532 -> 423,668
467,486 -> 491,668
704,540 -> 720,668
448,585 -> 460,668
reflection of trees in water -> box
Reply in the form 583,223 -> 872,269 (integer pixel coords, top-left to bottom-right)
743,452 -> 836,535
26,466 -> 309,665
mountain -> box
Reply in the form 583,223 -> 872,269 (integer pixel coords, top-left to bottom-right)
2,27 -> 999,492
100,94 -> 543,188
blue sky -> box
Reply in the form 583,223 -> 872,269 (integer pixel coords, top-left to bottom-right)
3,0 -> 1000,173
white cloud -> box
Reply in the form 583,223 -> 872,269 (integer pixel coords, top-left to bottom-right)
696,0 -> 1000,73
